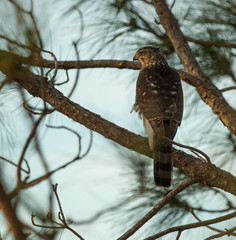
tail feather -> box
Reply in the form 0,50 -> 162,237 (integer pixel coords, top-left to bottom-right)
153,144 -> 173,188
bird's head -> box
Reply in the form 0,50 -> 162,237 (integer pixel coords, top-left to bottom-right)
133,47 -> 167,68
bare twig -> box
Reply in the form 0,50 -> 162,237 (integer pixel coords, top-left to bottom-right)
162,136 -> 211,163
175,231 -> 182,240
0,157 -> 30,174
52,184 -> 85,240
35,9 -> 84,116
205,226 -> 236,240
9,125 -> 92,198
189,208 -> 236,236
32,184 -> 85,240
31,215 -> 63,229
46,125 -> 81,158
43,50 -> 58,84
144,211 -> 236,240
8,0 -> 30,13
191,206 -> 236,213
17,115 -> 44,183
170,0 -> 176,10
0,34 -> 32,50
117,178 -> 197,240
23,102 -> 52,115
54,69 -> 69,86
220,86 -> 236,92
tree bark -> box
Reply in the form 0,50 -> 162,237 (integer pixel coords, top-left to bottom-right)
151,0 -> 236,136
1,59 -> 235,196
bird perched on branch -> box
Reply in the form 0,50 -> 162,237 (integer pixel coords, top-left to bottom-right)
133,47 -> 183,187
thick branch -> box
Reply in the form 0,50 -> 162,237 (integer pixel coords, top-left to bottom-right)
151,0 -> 236,136
151,0 -> 205,78
1,61 -> 236,196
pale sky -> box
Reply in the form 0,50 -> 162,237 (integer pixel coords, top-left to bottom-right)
0,0 -> 235,240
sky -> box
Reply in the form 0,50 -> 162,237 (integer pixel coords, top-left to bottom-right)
0,0 -> 236,240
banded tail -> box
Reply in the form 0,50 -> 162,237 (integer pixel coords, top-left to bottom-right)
153,142 -> 173,188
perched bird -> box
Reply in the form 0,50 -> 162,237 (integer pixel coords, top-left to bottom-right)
133,47 -> 183,187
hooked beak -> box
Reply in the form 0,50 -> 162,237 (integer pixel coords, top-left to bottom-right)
133,54 -> 138,61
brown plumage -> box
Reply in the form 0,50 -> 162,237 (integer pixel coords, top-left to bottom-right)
133,47 -> 183,187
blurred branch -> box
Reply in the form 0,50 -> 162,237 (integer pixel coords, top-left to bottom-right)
144,211 -> 236,240
185,37 -> 236,49
9,126 -> 92,198
17,115 -> 44,184
151,0 -> 236,136
0,182 -> 27,240
189,208 -> 236,236
175,231 -> 181,240
8,0 -> 32,14
73,194 -> 139,225
191,206 -> 236,213
0,156 -> 30,174
1,59 -> 236,196
117,178 -> 197,240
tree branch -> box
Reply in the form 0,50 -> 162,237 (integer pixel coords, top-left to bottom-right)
151,0 -> 205,78
2,48 -> 235,136
0,182 -> 26,240
144,211 -> 236,240
185,37 -> 236,49
117,178 -> 197,240
151,0 -> 236,136
189,208 -> 236,236
205,226 -> 236,240
1,59 -> 236,196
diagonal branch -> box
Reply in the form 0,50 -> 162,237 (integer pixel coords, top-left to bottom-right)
144,211 -> 236,240
117,178 -> 197,240
151,0 -> 205,78
1,59 -> 236,196
205,226 -> 236,240
151,0 -> 236,136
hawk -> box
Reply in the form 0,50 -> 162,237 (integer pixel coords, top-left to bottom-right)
133,47 -> 183,188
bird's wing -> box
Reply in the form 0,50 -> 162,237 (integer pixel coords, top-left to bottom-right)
136,67 -> 183,139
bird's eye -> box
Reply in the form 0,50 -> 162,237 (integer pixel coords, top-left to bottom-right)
139,51 -> 144,55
